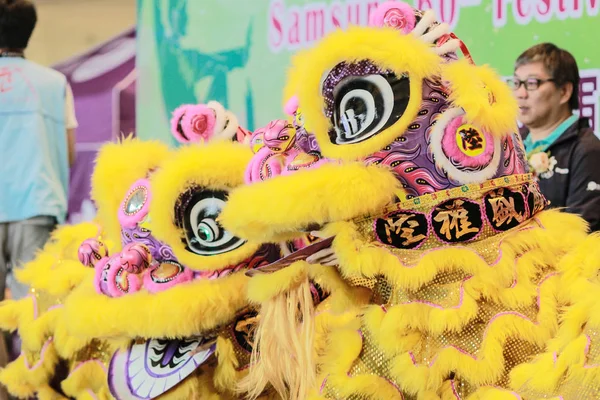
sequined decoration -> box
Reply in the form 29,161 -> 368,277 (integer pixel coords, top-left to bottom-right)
322,173 -> 563,398
549,327 -> 600,399
322,327 -> 416,400
70,339 -> 113,369
352,176 -> 544,266
124,186 -> 147,215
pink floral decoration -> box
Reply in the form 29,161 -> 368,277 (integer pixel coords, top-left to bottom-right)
180,104 -> 217,143
368,1 -> 416,34
441,116 -> 495,168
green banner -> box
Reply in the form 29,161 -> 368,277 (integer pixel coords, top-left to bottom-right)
137,0 -> 599,145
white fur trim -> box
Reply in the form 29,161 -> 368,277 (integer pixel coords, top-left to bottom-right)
421,23 -> 450,44
430,107 -> 501,184
217,111 -> 239,141
412,9 -> 437,38
434,39 -> 461,56
207,101 -> 227,134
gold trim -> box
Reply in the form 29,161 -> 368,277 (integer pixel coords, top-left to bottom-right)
383,174 -> 533,216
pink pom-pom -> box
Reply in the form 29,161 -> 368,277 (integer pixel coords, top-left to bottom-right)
369,1 -> 416,34
78,238 -> 109,268
170,104 -> 193,143
105,254 -> 142,297
180,104 -> 217,143
284,95 -> 299,116
119,243 -> 151,274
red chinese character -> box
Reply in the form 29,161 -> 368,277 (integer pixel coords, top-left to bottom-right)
0,68 -> 14,93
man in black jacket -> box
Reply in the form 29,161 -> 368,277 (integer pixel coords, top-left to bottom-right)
509,43 -> 600,232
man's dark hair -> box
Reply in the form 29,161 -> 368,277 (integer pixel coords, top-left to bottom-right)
0,0 -> 37,49
515,43 -> 580,111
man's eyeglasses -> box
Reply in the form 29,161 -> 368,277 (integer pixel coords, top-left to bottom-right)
506,78 -> 555,91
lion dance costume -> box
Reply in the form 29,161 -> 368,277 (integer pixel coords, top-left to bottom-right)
0,103 -> 289,399
218,2 -> 600,399
1,2 -> 600,399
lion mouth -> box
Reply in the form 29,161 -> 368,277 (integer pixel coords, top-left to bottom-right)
186,243 -> 281,283
108,336 -> 217,400
192,262 -> 246,280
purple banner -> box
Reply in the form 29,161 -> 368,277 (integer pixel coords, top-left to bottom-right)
53,28 -> 137,223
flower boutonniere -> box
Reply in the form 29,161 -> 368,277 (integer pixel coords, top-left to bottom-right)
528,151 -> 557,179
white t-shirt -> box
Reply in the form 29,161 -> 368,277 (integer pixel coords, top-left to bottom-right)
65,83 -> 78,129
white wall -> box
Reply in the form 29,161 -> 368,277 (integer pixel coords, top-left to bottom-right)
26,0 -> 136,66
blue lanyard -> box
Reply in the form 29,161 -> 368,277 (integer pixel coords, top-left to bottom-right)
524,115 -> 578,156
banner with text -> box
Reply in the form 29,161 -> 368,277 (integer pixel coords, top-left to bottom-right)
136,0 -> 599,145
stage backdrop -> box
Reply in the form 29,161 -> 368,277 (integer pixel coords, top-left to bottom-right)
136,0 -> 599,145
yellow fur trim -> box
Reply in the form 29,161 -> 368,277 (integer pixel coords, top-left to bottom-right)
247,261 -> 309,304
214,336 -> 241,393
240,275 -> 315,400
45,222 -> 101,261
312,210 -> 586,397
53,309 -> 90,358
508,235 -> 600,397
15,221 -> 104,299
388,274 -> 559,393
243,260 -> 366,400
326,374 -> 404,399
329,210 -> 584,290
16,222 -> 100,287
149,141 -> 258,271
76,389 -> 111,400
64,272 -> 250,339
91,138 -> 170,246
220,163 -> 400,242
555,232 -> 600,305
309,264 -> 369,315
317,323 -> 404,399
441,60 -> 519,136
18,260 -> 93,299
159,368 -> 227,400
466,386 -> 522,399
45,263 -> 95,298
37,385 -> 68,400
292,26 -> 440,160
0,297 -> 34,332
0,339 -> 58,397
0,372 -> 35,399
20,306 -> 60,353
61,360 -> 108,399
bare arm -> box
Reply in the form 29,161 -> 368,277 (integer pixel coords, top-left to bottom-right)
65,83 -> 78,166
67,128 -> 76,166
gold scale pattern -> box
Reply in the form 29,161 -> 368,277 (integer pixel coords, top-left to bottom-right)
549,327 -> 600,399
321,178 -> 559,398
324,297 -> 545,398
69,339 -> 113,371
